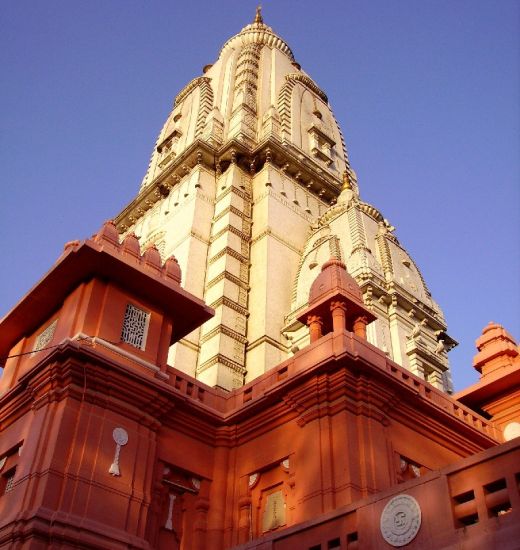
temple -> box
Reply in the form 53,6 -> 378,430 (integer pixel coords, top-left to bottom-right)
0,10 -> 519,550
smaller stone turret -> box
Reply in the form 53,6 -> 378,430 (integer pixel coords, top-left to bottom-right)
297,258 -> 376,342
0,220 -> 213,394
473,321 -> 520,378
455,322 -> 520,441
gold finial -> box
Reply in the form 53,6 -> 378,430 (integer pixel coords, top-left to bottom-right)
254,5 -> 263,24
342,170 -> 353,191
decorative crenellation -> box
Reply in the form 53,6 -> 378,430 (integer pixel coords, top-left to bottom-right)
81,220 -> 183,286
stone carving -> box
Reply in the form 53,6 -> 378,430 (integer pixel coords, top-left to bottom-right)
408,319 -> 427,340
109,427 -> 129,477
435,339 -> 446,354
380,494 -> 421,547
281,458 -> 290,470
191,477 -> 201,490
248,473 -> 259,488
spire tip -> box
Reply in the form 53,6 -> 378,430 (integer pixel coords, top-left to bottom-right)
254,5 -> 263,24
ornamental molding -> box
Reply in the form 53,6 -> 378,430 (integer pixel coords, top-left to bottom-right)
278,73 -> 328,144
196,353 -> 246,375
246,334 -> 288,353
281,369 -> 398,427
199,324 -> 248,346
174,76 -> 212,108
211,224 -> 250,244
208,246 -> 249,266
205,270 -> 249,292
216,183 -> 251,203
209,296 -> 250,317
285,73 -> 328,103
116,141 -> 217,231
219,24 -> 295,62
212,204 -> 250,225
260,188 -> 316,223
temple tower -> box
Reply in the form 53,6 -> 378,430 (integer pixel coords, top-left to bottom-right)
115,9 -> 455,391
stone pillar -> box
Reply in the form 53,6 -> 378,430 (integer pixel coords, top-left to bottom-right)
193,497 -> 210,550
307,315 -> 323,343
197,162 -> 251,390
330,301 -> 347,334
353,315 -> 369,339
238,496 -> 252,544
206,445 -> 230,549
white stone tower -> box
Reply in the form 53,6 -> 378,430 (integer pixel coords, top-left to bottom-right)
115,9 -> 456,391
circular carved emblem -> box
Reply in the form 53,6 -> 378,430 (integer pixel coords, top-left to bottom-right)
112,427 -> 129,446
380,494 -> 421,547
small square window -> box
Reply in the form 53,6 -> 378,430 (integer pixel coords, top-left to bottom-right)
33,319 -> 58,353
121,304 -> 150,350
3,468 -> 16,494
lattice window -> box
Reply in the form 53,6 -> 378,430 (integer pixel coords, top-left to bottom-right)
3,469 -> 16,494
121,304 -> 150,350
33,319 -> 58,352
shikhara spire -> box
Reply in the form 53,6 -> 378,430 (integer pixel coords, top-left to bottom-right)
115,14 -> 455,391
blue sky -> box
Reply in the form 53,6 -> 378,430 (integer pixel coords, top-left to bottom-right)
1,1 -> 518,391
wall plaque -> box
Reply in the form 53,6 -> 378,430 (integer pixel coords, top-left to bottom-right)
262,490 -> 286,532
380,494 -> 421,547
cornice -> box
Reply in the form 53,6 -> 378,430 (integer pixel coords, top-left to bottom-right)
115,140 -> 218,232
115,135 -> 344,234
1,332 -> 496,451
